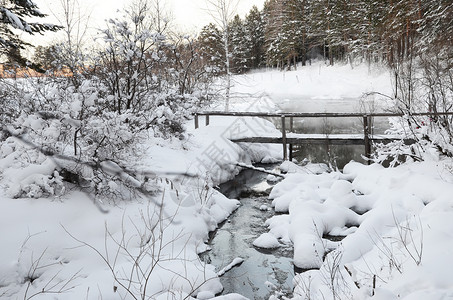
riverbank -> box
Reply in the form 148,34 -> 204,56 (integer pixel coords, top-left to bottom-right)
259,159 -> 453,299
0,111 -> 284,299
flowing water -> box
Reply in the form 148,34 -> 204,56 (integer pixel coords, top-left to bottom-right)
203,97 -> 393,297
201,166 -> 295,299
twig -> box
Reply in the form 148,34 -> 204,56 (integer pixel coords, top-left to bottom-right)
236,162 -> 285,178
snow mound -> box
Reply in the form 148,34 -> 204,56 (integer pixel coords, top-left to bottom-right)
263,158 -> 453,299
253,232 -> 281,249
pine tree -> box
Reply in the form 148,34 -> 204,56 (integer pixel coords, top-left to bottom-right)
244,5 -> 265,69
281,0 -> 308,69
263,0 -> 286,68
229,15 -> 249,73
198,0 -> 452,71
263,0 -> 311,69
383,0 -> 422,64
33,45 -> 59,70
308,0 -> 331,63
327,0 -> 354,63
0,0 -> 61,65
198,23 -> 225,74
414,0 -> 452,55
291,0 -> 311,66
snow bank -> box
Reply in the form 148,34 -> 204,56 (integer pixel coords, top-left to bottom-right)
217,257 -> 244,277
146,114 -> 283,186
0,98 -> 284,299
262,158 -> 453,299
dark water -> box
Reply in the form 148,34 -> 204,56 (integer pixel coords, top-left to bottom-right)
269,99 -> 391,169
202,167 -> 295,299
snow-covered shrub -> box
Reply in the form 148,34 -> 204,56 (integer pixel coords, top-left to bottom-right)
374,50 -> 453,166
0,75 -> 197,199
0,0 -> 218,200
372,116 -> 429,166
0,132 -> 65,198
0,79 -> 23,126
0,64 -> 206,201
373,115 -> 453,166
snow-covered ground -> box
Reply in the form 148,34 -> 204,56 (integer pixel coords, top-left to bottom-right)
0,113 -> 282,299
1,61 -> 452,299
264,159 -> 453,299
216,61 -> 393,113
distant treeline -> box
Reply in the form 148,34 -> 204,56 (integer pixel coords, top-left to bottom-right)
197,0 -> 453,73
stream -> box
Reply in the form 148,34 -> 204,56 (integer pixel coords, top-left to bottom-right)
276,97 -> 391,169
201,166 -> 295,299
202,98 -> 393,298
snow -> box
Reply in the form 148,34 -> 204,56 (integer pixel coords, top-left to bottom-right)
259,204 -> 269,211
217,257 -> 245,277
4,9 -> 26,32
225,62 -> 393,113
209,294 -> 249,300
0,98 -> 284,299
2,61 -> 453,300
262,159 -> 453,299
253,232 -> 281,249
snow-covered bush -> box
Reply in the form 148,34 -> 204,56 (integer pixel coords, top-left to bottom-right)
374,50 -> 453,165
0,0 -> 219,201
0,74 -> 200,200
372,116 -> 431,166
0,133 -> 65,198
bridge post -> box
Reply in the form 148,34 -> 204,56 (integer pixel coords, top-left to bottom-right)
363,115 -> 371,164
206,114 -> 210,126
289,117 -> 294,161
194,113 -> 199,129
281,115 -> 288,161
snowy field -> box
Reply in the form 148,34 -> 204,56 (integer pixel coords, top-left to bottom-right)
1,61 -> 452,299
219,62 -> 393,113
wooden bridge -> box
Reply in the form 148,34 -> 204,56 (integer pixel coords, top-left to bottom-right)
194,111 -> 451,161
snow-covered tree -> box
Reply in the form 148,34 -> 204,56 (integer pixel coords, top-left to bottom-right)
198,23 -> 225,75
263,0 -> 306,69
97,2 -> 166,113
0,0 -> 214,200
33,45 -> 58,70
244,5 -> 265,69
0,0 -> 61,65
229,15 -> 249,73
205,0 -> 239,111
262,0 -> 284,68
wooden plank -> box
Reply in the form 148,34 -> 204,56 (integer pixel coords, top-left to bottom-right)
289,117 -> 294,161
230,136 -> 416,146
196,111 -> 453,118
232,137 -> 364,145
281,115 -> 287,160
194,113 -> 199,129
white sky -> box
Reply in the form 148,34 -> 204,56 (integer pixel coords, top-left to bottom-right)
31,0 -> 265,45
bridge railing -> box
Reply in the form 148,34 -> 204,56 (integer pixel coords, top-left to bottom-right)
193,111 -> 453,161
